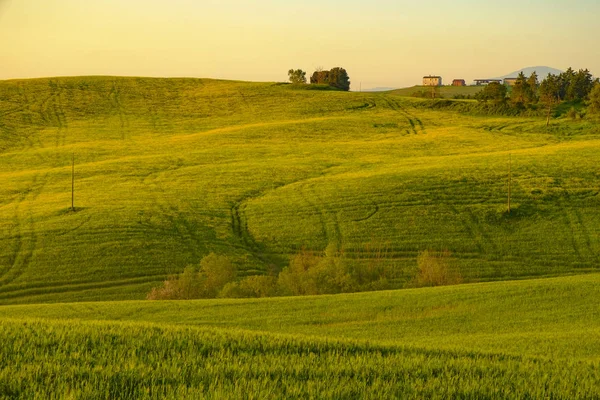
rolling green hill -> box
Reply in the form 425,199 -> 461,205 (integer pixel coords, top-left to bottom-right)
0,76 -> 599,304
389,84 -> 484,98
0,274 -> 599,398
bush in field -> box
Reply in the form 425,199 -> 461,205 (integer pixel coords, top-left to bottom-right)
278,245 -> 357,296
411,250 -> 462,287
147,266 -> 204,300
220,275 -> 278,298
350,241 -> 397,291
277,249 -> 322,295
147,253 -> 236,300
199,253 -> 237,298
475,82 -> 507,104
288,69 -> 307,84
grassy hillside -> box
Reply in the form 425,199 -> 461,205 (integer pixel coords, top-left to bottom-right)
0,76 -> 599,304
390,85 -> 484,98
1,274 -> 599,398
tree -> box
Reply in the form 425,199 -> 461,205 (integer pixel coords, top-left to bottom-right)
310,70 -> 329,84
288,69 -> 307,84
589,82 -> 600,115
510,72 -> 530,107
475,82 -> 507,104
327,67 -> 351,91
147,253 -> 236,300
199,253 -> 237,298
526,71 -> 539,104
310,67 -> 351,91
557,68 -> 575,101
567,69 -> 594,101
411,250 -> 462,287
539,73 -> 561,127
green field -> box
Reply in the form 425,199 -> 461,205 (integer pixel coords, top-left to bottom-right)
389,85 -> 484,98
1,76 -> 600,397
1,76 -> 599,304
1,274 -> 599,398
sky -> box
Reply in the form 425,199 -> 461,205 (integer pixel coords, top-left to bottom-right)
1,0 -> 599,89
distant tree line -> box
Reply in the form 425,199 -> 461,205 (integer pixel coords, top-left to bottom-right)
287,67 -> 351,91
475,68 -> 600,119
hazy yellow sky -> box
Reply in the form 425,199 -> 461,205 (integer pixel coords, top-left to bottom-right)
1,0 -> 598,89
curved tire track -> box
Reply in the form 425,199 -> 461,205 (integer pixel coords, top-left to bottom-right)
0,174 -> 47,289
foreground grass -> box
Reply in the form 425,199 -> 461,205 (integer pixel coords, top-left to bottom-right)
2,319 -> 598,399
1,275 -> 599,398
1,274 -> 599,360
0,76 -> 599,303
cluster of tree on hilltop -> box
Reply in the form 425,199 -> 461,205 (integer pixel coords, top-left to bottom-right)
475,68 -> 600,120
287,67 -> 351,91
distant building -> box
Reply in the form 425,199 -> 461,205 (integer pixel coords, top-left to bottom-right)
474,79 -> 503,86
504,78 -> 518,86
452,79 -> 466,87
423,76 -> 442,86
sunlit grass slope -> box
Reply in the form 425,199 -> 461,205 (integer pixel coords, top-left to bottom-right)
1,275 -> 599,398
390,85 -> 483,98
0,76 -> 599,304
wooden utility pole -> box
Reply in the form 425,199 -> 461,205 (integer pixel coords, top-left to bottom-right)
507,153 -> 512,214
71,153 -> 75,211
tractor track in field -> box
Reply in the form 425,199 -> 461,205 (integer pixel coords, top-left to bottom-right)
140,171 -> 206,264
53,215 -> 93,237
229,175 -> 337,266
449,205 -> 498,256
230,184 -> 295,267
300,182 -> 343,250
0,174 -> 47,290
571,207 -> 599,264
350,203 -> 380,222
379,96 -> 427,135
0,274 -> 168,302
230,196 -> 268,264
296,183 -> 329,244
561,195 -> 597,266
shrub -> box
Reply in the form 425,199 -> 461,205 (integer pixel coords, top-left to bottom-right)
277,249 -> 322,296
199,253 -> 237,298
147,253 -> 236,300
147,266 -> 204,300
220,275 -> 278,298
277,245 -> 357,296
411,250 -> 462,287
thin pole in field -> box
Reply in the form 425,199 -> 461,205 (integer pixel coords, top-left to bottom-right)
508,153 -> 512,214
71,153 -> 75,212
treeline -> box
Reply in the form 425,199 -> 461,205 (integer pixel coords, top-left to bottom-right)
147,248 -> 461,300
475,68 -> 600,119
288,67 -> 351,91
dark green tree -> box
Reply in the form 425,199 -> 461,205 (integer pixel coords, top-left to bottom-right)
475,82 -> 507,104
310,70 -> 329,84
288,69 -> 307,84
526,71 -> 539,104
567,69 -> 594,101
310,67 -> 351,91
327,67 -> 351,91
539,73 -> 561,126
510,72 -> 530,107
557,68 -> 575,100
588,82 -> 600,115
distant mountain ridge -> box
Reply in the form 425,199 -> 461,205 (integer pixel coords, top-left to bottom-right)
496,66 -> 563,80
